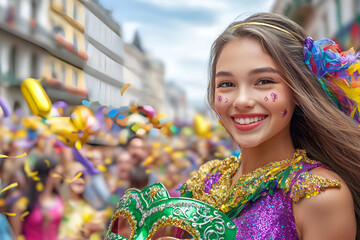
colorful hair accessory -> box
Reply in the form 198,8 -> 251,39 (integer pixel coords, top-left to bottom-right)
303,37 -> 360,123
271,92 -> 278,102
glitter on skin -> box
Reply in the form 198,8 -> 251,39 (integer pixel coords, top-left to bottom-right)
217,95 -> 223,103
271,92 -> 278,102
264,96 -> 269,101
224,98 -> 229,103
281,108 -> 288,118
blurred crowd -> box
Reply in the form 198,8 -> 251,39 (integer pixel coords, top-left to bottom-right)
0,113 -> 240,239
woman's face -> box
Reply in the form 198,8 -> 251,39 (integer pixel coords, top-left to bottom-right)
214,38 -> 296,148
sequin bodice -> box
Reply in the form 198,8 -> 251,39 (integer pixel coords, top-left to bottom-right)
179,150 -> 341,240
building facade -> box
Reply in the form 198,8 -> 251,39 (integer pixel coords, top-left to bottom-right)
272,0 -> 360,50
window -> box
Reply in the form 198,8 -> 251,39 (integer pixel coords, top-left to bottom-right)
61,0 -> 66,13
73,34 -> 78,52
52,25 -> 65,37
72,71 -> 78,87
73,3 -> 77,20
30,0 -> 37,19
31,53 -> 38,78
51,62 -> 57,79
60,66 -> 65,83
9,46 -> 16,75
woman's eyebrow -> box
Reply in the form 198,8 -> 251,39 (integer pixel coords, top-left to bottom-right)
249,67 -> 279,75
215,71 -> 234,77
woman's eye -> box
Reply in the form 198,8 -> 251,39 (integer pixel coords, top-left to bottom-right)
256,79 -> 274,85
217,81 -> 235,88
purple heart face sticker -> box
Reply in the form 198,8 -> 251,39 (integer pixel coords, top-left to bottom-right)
271,92 -> 278,102
281,108 -> 288,117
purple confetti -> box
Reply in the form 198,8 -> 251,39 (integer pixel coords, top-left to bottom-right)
271,92 -> 278,102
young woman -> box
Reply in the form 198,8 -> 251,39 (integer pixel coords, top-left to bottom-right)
171,13 -> 360,240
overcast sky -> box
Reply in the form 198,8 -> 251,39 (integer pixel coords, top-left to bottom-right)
99,0 -> 276,110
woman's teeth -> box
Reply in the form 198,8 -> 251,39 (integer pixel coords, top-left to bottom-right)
234,116 -> 266,125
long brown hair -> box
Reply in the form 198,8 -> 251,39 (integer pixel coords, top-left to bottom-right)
207,12 -> 360,237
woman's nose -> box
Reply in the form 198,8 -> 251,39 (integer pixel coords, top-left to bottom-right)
232,88 -> 255,109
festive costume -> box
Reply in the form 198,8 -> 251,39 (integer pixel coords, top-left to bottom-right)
179,150 -> 341,239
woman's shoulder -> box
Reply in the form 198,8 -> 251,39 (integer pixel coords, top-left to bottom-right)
292,167 -> 356,239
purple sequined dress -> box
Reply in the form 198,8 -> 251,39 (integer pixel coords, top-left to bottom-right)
232,161 -> 321,240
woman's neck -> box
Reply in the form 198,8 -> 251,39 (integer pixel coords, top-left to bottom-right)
238,129 -> 295,175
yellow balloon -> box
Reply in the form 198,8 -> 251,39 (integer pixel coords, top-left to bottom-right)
21,78 -> 52,118
70,106 -> 98,133
193,114 -> 212,138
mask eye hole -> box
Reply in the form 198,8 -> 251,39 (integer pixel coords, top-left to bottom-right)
151,226 -> 193,239
111,216 -> 132,239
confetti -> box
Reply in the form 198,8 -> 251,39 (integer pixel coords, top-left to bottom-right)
97,165 -> 107,172
120,83 -> 131,96
0,182 -> 18,194
5,212 -> 16,216
75,141 -> 82,149
116,113 -> 125,119
20,211 -> 30,221
281,108 -> 288,117
44,159 -> 50,167
108,109 -> 119,118
82,100 -> 91,107
0,152 -> 27,158
271,92 -> 278,102
52,172 -> 83,183
36,182 -> 43,191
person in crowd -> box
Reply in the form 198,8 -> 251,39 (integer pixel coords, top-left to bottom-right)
58,162 -> 105,240
22,156 -> 64,240
83,149 -> 111,210
113,149 -> 132,198
159,12 -> 359,240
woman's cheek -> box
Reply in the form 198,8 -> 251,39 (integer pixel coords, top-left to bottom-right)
214,94 -> 229,117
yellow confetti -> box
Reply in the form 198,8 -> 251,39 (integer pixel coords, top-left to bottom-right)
75,141 -> 82,149
24,158 -> 39,181
120,83 -> 131,96
0,152 -> 27,158
164,147 -> 173,153
145,169 -> 152,174
44,159 -> 50,167
52,172 -> 84,183
97,165 -> 107,172
17,235 -> 25,240
5,212 -> 16,216
104,157 -> 112,165
0,182 -> 18,194
36,182 -> 43,192
20,211 -> 29,221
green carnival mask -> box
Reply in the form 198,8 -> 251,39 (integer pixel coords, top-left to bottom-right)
105,183 -> 237,240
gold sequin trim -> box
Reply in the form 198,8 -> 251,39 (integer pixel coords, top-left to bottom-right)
290,172 -> 341,202
184,150 -> 321,213
106,209 -> 136,240
146,216 -> 201,240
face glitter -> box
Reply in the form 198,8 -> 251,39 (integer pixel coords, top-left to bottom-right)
271,92 -> 278,102
281,108 -> 288,117
264,96 -> 269,101
224,98 -> 229,103
217,95 -> 223,103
